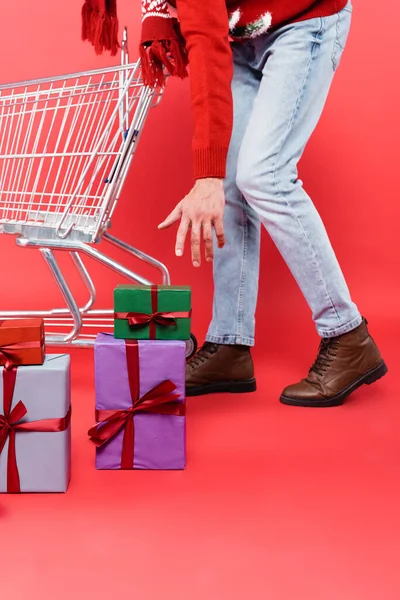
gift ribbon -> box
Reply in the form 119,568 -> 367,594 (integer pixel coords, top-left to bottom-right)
0,368 -> 71,493
114,285 -> 191,339
88,340 -> 185,469
0,340 -> 44,371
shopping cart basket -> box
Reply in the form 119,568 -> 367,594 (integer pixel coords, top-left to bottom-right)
0,29 -> 197,357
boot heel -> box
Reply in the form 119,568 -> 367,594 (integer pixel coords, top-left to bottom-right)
365,361 -> 388,385
228,378 -> 257,394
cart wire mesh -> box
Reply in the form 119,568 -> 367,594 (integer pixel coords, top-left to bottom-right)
0,60 -> 160,242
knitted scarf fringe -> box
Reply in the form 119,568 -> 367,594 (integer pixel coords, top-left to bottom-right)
82,0 -> 119,56
140,38 -> 188,88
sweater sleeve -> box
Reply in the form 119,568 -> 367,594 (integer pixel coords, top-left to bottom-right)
175,0 -> 233,179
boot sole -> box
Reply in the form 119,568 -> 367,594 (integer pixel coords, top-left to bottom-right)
279,360 -> 388,408
186,378 -> 257,397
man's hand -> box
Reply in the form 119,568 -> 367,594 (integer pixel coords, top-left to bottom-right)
158,178 -> 225,267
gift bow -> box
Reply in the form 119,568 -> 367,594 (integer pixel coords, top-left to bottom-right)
114,311 -> 189,330
88,379 -> 184,469
0,368 -> 71,493
0,350 -> 13,371
0,340 -> 43,371
0,400 -> 27,453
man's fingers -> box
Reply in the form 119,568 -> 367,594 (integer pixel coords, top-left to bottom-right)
213,216 -> 225,249
203,221 -> 214,262
158,203 -> 182,230
175,217 -> 190,257
190,222 -> 202,267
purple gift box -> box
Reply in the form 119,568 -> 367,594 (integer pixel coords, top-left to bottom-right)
0,354 -> 71,493
94,333 -> 186,470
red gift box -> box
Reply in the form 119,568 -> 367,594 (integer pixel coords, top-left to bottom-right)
0,319 -> 45,370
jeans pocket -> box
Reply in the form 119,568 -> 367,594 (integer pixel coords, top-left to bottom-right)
331,6 -> 352,71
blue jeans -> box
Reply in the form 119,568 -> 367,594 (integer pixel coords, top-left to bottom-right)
206,2 -> 361,346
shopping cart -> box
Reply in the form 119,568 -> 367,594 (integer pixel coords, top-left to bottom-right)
0,28 -> 197,357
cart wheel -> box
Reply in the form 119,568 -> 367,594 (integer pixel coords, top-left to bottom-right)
185,334 -> 198,360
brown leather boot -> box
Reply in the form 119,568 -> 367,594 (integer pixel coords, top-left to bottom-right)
186,342 -> 257,396
280,319 -> 387,407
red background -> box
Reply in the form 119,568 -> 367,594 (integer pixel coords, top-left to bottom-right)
1,2 -> 400,599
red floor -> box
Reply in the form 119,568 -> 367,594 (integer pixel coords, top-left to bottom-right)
1,319 -> 398,600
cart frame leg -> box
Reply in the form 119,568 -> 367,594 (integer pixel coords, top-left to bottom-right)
40,248 -> 82,342
0,234 -> 172,347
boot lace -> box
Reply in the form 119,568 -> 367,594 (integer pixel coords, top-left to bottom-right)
187,342 -> 218,369
309,338 -> 340,377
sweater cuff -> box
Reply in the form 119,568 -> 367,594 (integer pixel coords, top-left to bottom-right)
193,146 -> 228,179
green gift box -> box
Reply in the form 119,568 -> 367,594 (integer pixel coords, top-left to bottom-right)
114,284 -> 192,340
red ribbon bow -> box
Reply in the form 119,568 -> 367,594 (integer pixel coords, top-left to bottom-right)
0,368 -> 71,493
0,351 -> 13,371
114,285 -> 191,339
88,340 -> 185,469
0,340 -> 43,371
115,311 -> 186,330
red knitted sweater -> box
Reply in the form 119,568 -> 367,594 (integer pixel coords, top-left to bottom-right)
82,0 -> 349,178
171,0 -> 348,179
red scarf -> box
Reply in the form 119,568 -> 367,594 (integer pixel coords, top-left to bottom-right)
82,0 -> 119,56
81,0 -> 188,87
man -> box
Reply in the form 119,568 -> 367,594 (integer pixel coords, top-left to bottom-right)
83,0 -> 387,407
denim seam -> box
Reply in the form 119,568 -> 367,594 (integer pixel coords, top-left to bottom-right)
235,202 -> 249,340
317,314 -> 362,338
331,12 -> 341,70
206,333 -> 255,346
271,18 -> 341,327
